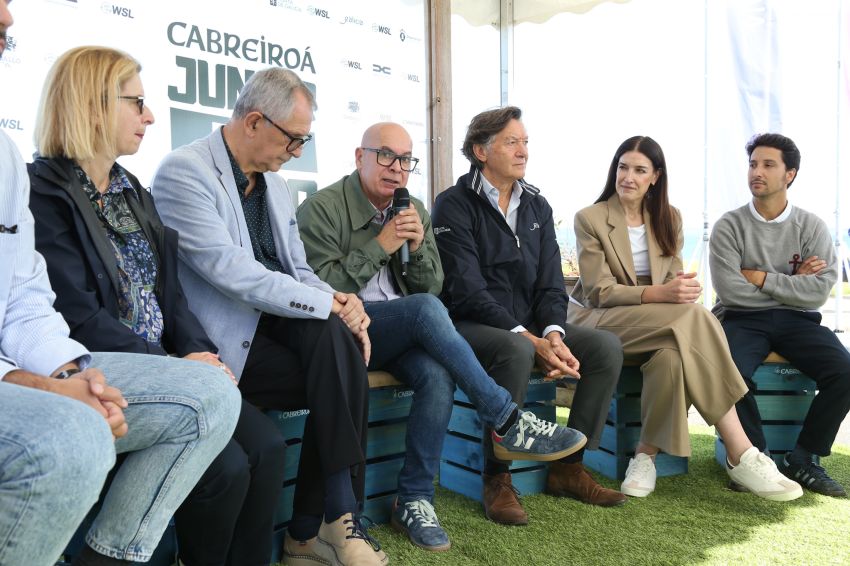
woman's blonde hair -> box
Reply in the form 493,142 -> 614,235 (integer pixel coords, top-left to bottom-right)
35,46 -> 141,160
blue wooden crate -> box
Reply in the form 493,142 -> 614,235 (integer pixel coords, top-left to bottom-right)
715,358 -> 818,467
439,378 -> 557,501
583,365 -> 689,480
274,454 -> 406,525
269,375 -> 414,528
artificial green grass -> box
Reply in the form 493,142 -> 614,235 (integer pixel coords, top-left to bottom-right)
369,418 -> 850,565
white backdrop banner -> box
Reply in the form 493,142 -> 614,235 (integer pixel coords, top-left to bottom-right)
0,0 -> 428,201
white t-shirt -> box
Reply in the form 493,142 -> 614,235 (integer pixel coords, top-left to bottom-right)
628,224 -> 650,277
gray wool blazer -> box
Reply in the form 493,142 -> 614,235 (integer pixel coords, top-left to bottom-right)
151,129 -> 335,378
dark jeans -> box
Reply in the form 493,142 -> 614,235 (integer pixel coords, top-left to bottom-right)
175,399 -> 287,566
722,309 -> 850,456
454,321 -> 623,465
365,294 -> 516,502
239,315 -> 369,517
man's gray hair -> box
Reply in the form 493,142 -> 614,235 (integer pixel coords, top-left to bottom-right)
233,67 -> 316,121
462,106 -> 522,169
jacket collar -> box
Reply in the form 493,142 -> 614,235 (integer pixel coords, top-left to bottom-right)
605,194 -> 665,285
466,165 -> 541,198
30,156 -> 131,295
209,127 -> 242,203
342,171 -> 383,231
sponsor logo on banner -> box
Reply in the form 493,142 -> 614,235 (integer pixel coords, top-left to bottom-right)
3,36 -> 16,52
371,23 -> 391,36
372,64 -> 391,76
347,101 -> 360,113
339,15 -> 364,26
403,119 -> 425,128
399,29 -> 422,42
268,0 -> 301,11
167,23 -> 316,72
101,3 -> 135,18
406,73 -> 420,83
307,6 -> 330,19
0,118 -> 25,131
340,59 -> 362,71
0,52 -> 21,67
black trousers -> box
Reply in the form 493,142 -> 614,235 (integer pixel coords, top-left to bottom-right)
239,315 -> 369,517
722,309 -> 850,456
454,321 -> 622,463
175,399 -> 287,566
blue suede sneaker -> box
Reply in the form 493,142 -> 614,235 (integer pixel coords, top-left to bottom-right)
391,498 -> 451,552
492,409 -> 587,462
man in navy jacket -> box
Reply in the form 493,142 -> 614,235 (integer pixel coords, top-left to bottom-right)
432,106 -> 626,522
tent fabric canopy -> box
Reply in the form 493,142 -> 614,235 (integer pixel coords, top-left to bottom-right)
453,0 -> 631,27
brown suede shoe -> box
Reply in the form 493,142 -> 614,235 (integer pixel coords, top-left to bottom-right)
482,472 -> 529,525
546,461 -> 627,507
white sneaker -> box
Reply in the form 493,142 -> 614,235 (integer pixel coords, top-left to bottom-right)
726,446 -> 803,502
621,453 -> 656,497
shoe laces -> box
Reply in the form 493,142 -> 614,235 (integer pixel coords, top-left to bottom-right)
745,451 -> 784,481
626,455 -> 655,481
516,411 -> 558,442
490,476 -> 523,498
402,499 -> 440,528
346,514 -> 382,552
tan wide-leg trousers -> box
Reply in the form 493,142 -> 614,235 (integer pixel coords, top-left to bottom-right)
574,302 -> 748,456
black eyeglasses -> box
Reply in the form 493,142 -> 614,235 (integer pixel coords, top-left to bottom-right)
362,147 -> 419,172
261,113 -> 313,152
118,95 -> 145,114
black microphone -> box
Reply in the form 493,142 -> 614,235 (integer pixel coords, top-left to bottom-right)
392,187 -> 410,276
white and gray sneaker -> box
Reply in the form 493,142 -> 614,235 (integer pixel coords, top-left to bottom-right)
726,446 -> 803,501
621,453 -> 656,497
492,410 -> 586,462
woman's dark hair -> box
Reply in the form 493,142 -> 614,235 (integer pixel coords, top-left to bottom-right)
594,135 -> 676,257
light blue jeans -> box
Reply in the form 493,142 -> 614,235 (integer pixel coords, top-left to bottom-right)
0,380 -> 114,566
0,352 -> 241,564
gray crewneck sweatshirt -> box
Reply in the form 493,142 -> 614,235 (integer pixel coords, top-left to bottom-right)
709,203 -> 837,314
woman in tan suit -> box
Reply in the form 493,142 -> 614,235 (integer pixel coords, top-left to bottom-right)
569,136 -> 801,501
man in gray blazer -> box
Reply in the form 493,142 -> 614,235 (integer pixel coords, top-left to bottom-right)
151,68 -> 385,566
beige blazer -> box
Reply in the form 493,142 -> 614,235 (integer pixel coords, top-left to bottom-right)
568,195 -> 683,327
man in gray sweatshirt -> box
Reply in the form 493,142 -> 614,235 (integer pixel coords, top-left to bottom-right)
709,133 -> 849,497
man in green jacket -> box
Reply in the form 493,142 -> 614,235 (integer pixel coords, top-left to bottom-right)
297,123 -> 586,549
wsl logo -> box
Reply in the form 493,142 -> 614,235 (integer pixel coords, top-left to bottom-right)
101,3 -> 134,18
372,64 -> 391,76
0,118 -> 24,131
307,6 -> 330,19
407,73 -> 420,83
340,59 -> 362,71
371,23 -> 391,36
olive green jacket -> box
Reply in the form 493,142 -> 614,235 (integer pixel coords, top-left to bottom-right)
296,171 -> 443,296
